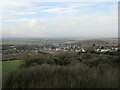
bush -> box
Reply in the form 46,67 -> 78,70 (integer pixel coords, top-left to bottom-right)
23,53 -> 55,67
53,52 -> 78,65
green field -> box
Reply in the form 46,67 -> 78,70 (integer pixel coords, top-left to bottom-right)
2,40 -> 51,45
2,60 -> 22,74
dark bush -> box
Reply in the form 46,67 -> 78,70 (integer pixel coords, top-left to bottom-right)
54,56 -> 71,66
23,53 -> 55,67
53,52 -> 78,65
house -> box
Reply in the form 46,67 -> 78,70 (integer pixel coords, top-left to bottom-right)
81,48 -> 86,53
75,49 -> 81,52
115,48 -> 118,51
100,49 -> 111,52
10,45 -> 16,48
55,48 -> 60,51
95,49 -> 100,52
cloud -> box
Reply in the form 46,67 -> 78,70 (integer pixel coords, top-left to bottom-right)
42,8 -> 65,13
1,2 -> 118,38
4,19 -> 31,22
0,0 -> 118,11
3,12 -> 118,38
10,10 -> 37,15
41,7 -> 85,16
2,0 -> 118,2
0,0 -> 32,10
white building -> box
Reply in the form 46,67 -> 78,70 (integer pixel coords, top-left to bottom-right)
100,49 -> 111,52
81,48 -> 86,52
55,48 -> 60,51
115,48 -> 118,51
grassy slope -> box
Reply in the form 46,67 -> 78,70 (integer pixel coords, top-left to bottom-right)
2,60 -> 22,74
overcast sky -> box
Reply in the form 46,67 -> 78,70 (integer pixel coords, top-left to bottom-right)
0,0 -> 119,38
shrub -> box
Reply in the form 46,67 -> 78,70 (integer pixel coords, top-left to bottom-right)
23,53 -> 55,67
53,52 -> 78,66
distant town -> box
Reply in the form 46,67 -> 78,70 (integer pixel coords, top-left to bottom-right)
2,42 -> 118,53
1,38 -> 119,61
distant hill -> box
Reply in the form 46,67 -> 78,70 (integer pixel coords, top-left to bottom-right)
98,38 -> 118,44
74,40 -> 109,45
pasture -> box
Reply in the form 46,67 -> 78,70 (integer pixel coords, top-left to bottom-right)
2,40 -> 51,45
2,60 -> 22,74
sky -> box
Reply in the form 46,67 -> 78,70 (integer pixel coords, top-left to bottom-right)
0,0 -> 119,39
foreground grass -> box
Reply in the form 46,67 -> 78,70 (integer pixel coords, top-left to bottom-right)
0,61 -> 2,75
2,60 -> 22,74
3,64 -> 118,88
0,61 -> 2,89
2,51 -> 119,88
